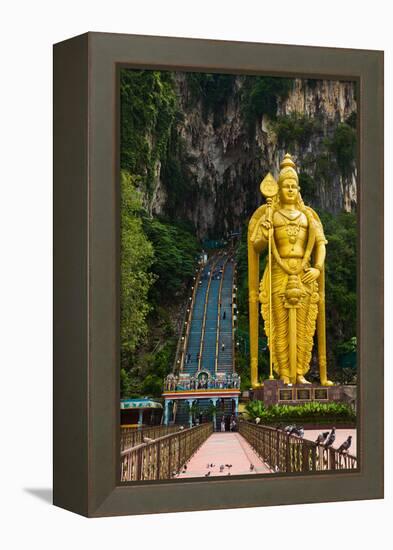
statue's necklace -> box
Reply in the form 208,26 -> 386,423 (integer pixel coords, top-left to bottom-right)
279,210 -> 302,246
272,208 -> 315,276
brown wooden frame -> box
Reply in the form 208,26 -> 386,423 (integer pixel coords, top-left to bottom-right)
53,32 -> 383,517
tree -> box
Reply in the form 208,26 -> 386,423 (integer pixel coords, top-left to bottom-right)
120,171 -> 156,356
143,217 -> 200,301
319,211 -> 357,373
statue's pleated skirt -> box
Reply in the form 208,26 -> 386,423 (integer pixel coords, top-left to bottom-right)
260,259 -> 319,377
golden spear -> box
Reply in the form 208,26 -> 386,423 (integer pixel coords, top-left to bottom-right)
260,173 -> 278,381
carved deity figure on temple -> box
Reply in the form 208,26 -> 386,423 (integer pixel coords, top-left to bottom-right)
248,154 -> 333,387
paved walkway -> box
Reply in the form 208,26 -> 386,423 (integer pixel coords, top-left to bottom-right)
176,433 -> 271,479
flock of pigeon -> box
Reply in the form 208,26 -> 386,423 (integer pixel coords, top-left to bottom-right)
205,463 -> 233,476
283,425 -> 353,453
174,463 -> 244,477
181,462 -> 259,477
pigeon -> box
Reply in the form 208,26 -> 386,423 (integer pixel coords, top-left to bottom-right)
315,431 -> 330,445
284,425 -> 294,433
324,428 -> 336,448
219,465 -> 225,472
338,435 -> 352,453
210,463 -> 215,467
288,426 -> 300,436
205,471 -> 211,477
250,464 -> 255,471
182,464 -> 188,473
292,427 -> 304,438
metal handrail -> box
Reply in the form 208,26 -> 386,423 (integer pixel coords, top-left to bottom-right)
231,263 -> 237,372
120,425 -> 180,452
179,266 -> 202,372
215,257 -> 229,372
120,422 -> 213,481
238,420 -> 357,473
198,256 -> 220,371
171,263 -> 202,373
232,262 -> 237,373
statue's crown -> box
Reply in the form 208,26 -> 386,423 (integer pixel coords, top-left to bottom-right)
278,153 -> 299,186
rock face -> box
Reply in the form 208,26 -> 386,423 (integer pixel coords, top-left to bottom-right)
276,78 -> 357,213
151,75 -> 357,239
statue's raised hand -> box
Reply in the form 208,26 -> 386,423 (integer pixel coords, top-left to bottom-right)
250,216 -> 271,243
261,219 -> 272,240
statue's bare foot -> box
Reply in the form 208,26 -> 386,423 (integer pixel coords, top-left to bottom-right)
280,375 -> 290,384
321,379 -> 334,386
296,375 -> 311,384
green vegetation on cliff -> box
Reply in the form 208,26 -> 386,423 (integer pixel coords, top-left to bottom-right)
121,69 -> 201,220
328,122 -> 357,177
160,122 -> 199,219
120,70 -> 178,195
120,171 -> 155,356
273,114 -> 356,182
185,73 -> 236,127
120,70 -> 201,398
273,112 -> 322,149
143,217 -> 200,300
241,76 -> 293,130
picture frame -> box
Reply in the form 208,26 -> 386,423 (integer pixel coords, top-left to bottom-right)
53,32 -> 383,517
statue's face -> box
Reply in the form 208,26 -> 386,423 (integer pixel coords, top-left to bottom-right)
280,178 -> 299,204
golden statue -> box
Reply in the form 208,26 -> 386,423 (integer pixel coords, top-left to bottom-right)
248,153 -> 333,387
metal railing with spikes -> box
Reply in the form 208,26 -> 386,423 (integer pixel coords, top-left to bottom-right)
239,421 -> 357,473
121,423 -> 213,481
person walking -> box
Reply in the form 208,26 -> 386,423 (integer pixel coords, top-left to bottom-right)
220,416 -> 226,432
223,310 -> 226,320
221,342 -> 225,352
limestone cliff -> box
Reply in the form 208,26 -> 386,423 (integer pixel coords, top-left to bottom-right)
123,72 -> 357,239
